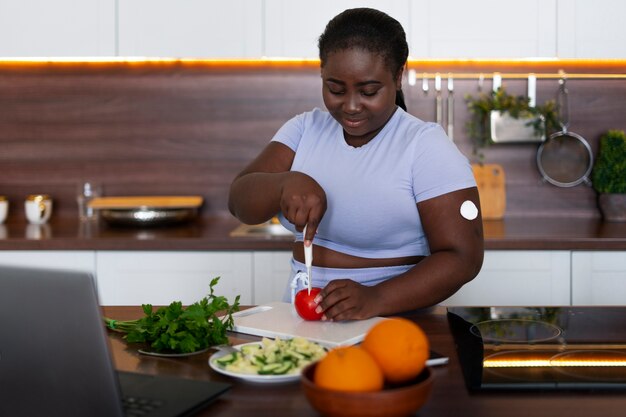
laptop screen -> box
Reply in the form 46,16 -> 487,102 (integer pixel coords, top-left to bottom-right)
0,266 -> 230,417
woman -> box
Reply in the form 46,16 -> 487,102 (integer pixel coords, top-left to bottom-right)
229,8 -> 484,320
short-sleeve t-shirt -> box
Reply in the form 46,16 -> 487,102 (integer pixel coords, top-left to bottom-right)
271,107 -> 475,258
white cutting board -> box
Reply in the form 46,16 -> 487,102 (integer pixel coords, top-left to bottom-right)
232,302 -> 387,347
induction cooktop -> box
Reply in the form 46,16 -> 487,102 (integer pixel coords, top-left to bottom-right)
447,307 -> 626,391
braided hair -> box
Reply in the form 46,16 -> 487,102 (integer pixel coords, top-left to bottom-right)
318,8 -> 409,111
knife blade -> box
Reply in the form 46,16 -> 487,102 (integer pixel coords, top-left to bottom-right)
303,224 -> 312,295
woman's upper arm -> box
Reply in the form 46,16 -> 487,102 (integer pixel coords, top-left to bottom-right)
417,187 -> 484,279
235,141 -> 295,179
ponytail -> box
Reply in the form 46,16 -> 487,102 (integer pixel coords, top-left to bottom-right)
396,89 -> 407,112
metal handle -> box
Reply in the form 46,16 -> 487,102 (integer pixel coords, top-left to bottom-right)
557,74 -> 570,132
527,74 -> 536,108
435,73 -> 442,125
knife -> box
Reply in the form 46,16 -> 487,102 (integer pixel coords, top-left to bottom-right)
303,224 -> 312,295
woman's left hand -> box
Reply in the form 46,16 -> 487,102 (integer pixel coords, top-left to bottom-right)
315,279 -> 380,321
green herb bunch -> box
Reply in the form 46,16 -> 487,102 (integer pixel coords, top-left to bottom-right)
592,130 -> 626,194
465,87 -> 559,161
104,277 -> 240,354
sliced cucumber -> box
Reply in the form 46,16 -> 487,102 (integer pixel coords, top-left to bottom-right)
271,362 -> 293,375
214,352 -> 239,366
258,363 -> 283,375
216,338 -> 327,376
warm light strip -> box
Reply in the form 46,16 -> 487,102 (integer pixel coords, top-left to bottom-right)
484,359 -> 626,368
411,72 -> 626,79
1,57 -> 625,78
485,359 -> 553,368
0,56 -> 320,63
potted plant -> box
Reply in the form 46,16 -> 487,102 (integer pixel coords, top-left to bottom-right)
465,87 -> 558,163
592,130 -> 626,222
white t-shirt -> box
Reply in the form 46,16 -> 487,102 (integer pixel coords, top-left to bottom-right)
271,107 -> 475,258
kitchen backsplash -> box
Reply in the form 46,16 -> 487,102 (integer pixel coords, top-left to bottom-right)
1,60 -> 624,221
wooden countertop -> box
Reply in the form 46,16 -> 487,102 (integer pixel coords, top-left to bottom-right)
103,305 -> 626,417
1,214 -> 626,251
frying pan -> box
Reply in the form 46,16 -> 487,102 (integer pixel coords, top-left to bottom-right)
536,77 -> 593,187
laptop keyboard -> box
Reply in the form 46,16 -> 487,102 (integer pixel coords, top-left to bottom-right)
122,395 -> 165,417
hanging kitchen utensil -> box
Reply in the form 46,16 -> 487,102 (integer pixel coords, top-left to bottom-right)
447,74 -> 454,141
435,73 -> 443,126
407,69 -> 417,86
536,75 -> 593,187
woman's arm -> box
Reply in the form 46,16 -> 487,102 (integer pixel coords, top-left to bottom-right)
317,187 -> 484,320
228,142 -> 327,237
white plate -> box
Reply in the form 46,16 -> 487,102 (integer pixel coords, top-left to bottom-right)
208,342 -> 302,384
138,347 -> 210,358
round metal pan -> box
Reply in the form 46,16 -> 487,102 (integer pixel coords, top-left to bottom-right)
100,207 -> 198,227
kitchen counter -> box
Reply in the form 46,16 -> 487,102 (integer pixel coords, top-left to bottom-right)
103,305 -> 626,417
1,215 -> 626,251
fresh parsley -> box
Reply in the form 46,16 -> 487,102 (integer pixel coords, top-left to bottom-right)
104,277 -> 240,354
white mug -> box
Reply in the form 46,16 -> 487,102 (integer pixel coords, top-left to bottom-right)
25,195 -> 53,225
0,196 -> 8,224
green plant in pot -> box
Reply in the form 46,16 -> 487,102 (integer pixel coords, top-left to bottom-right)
465,87 -> 559,163
591,130 -> 626,222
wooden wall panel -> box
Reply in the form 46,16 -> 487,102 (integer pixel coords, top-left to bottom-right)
0,63 -> 624,222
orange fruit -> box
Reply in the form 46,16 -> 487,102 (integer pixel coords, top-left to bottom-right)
314,346 -> 384,392
362,318 -> 429,383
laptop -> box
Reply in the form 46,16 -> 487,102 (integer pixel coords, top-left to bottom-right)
0,266 -> 231,417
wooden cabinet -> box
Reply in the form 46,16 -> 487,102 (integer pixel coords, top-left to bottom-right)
95,251 -> 253,306
571,251 -> 626,305
441,251 -> 571,306
117,0 -> 263,58
0,0 -> 115,57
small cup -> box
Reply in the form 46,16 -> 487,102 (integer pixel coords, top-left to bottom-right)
0,196 -> 8,224
25,195 -> 53,225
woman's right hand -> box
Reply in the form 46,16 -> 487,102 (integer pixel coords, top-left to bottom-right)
280,172 -> 327,240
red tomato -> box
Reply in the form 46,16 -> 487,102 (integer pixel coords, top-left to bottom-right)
295,287 -> 323,321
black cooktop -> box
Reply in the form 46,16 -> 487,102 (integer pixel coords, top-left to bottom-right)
447,307 -> 626,391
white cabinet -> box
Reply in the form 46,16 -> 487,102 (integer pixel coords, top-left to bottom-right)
96,251 -> 253,306
572,251 -> 626,305
0,250 -> 95,273
253,251 -> 293,304
1,1 -> 625,59
441,251 -> 571,306
557,0 -> 626,58
0,0 -> 115,57
118,0 -> 263,58
252,250 -> 574,307
409,0 -> 557,58
264,0 -> 411,58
